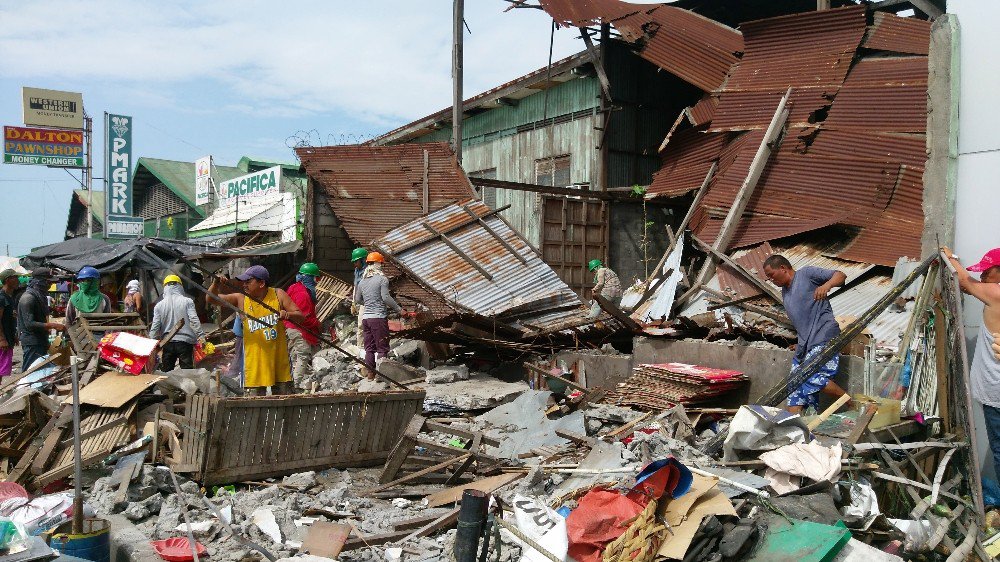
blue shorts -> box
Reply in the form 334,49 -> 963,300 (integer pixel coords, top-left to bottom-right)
788,345 -> 840,409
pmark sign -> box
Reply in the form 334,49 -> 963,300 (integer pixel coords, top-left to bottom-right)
106,215 -> 144,238
3,125 -> 84,167
105,114 -> 133,216
219,166 -> 282,204
22,87 -> 84,129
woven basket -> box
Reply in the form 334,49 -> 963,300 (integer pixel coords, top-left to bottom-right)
602,499 -> 666,562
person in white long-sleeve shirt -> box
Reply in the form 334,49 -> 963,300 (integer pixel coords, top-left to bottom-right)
149,274 -> 206,371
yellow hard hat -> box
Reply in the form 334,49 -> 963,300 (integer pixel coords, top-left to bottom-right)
163,274 -> 182,286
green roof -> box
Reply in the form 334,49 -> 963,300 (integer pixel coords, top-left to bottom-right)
73,189 -> 105,222
237,156 -> 303,175
132,157 -> 246,216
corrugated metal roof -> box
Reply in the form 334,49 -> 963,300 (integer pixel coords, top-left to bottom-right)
133,157 -> 245,212
73,189 -> 105,223
696,214 -> 844,252
647,128 -> 726,198
374,199 -> 593,332
296,142 -> 476,244
687,95 -> 719,126
823,56 -> 927,133
863,12 -> 931,56
726,6 -> 867,91
791,127 -> 927,170
536,1 -> 742,92
709,87 -> 836,132
189,193 -> 284,232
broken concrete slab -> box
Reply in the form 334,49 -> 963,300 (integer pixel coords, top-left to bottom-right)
477,390 -> 586,458
425,365 -> 469,384
423,373 -> 527,412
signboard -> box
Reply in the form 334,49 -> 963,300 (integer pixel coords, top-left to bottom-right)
22,87 -> 84,129
195,155 -> 212,206
218,166 -> 282,204
3,125 -> 84,167
105,113 -> 133,216
106,215 -> 144,238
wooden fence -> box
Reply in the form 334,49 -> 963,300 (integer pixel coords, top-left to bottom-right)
168,390 -> 425,485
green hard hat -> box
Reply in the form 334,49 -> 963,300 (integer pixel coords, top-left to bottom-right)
351,247 -> 369,262
299,262 -> 320,276
588,259 -> 603,272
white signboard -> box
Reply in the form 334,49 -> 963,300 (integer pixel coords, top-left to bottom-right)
218,166 -> 282,205
195,155 -> 212,206
106,215 -> 144,238
22,87 -> 84,129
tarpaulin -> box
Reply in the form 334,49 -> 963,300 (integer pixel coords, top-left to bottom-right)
567,458 -> 692,562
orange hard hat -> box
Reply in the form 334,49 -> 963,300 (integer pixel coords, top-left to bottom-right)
366,251 -> 385,263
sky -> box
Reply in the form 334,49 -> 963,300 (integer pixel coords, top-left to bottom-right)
0,0 -> 598,256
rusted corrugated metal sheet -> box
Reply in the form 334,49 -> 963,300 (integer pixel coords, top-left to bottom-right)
837,166 -> 924,266
537,0 -> 742,92
647,128 -> 726,198
687,95 -> 719,127
297,143 -> 476,244
823,56 -> 927,133
726,6 -> 867,91
710,87 -> 835,132
696,214 -> 844,252
864,12 -> 931,56
790,127 -> 927,170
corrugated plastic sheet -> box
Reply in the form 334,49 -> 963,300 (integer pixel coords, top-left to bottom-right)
647,128 -> 726,197
863,12 -> 931,56
537,0 -> 742,92
375,200 -> 588,331
823,56 -> 928,133
296,143 -> 476,244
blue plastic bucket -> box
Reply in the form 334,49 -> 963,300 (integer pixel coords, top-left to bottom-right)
48,518 -> 111,562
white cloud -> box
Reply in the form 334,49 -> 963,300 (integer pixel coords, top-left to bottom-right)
0,0 -> 582,125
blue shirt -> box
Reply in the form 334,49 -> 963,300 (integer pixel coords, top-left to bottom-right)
781,266 -> 841,362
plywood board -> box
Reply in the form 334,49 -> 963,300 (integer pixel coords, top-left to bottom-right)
301,521 -> 351,559
68,372 -> 165,408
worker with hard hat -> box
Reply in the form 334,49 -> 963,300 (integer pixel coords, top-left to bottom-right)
285,262 -> 323,387
209,265 -> 304,395
17,268 -> 65,371
149,274 -> 206,371
66,266 -> 112,325
586,259 -> 622,320
350,247 -> 368,348
354,252 -> 401,378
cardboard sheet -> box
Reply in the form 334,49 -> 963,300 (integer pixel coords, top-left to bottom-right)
301,521 -> 351,559
656,479 -> 737,560
68,371 -> 165,408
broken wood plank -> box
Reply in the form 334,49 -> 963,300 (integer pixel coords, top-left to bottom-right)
369,453 -> 472,493
400,506 -> 461,543
602,412 -> 654,440
807,394 -> 852,430
523,363 -> 589,393
424,472 -> 524,508
844,404 -> 878,445
691,234 -> 782,303
554,430 -> 597,447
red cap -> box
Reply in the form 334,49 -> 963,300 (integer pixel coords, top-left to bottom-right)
967,248 -> 1000,272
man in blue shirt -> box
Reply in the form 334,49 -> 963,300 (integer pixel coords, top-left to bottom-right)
762,254 -> 848,414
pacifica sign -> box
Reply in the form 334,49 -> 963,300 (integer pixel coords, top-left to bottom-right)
218,166 -> 282,203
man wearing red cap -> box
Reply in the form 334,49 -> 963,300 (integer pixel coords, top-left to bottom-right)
943,246 -> 1000,477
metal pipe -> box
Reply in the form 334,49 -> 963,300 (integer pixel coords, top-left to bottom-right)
455,490 -> 488,562
167,468 -> 201,562
70,355 -> 83,534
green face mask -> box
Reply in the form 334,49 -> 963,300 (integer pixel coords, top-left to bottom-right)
70,279 -> 104,313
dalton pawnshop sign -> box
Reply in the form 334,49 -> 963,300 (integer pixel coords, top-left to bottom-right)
3,125 -> 84,167
218,166 -> 282,203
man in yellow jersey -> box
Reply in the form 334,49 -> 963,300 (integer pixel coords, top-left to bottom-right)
209,265 -> 304,395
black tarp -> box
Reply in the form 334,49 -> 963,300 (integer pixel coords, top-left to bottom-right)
20,237 -> 108,269
43,237 -> 214,274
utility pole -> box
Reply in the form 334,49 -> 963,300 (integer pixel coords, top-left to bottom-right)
102,112 -> 109,241
452,0 -> 464,164
84,112 -> 93,238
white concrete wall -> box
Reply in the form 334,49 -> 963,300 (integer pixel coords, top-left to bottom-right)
949,1 -> 1000,480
